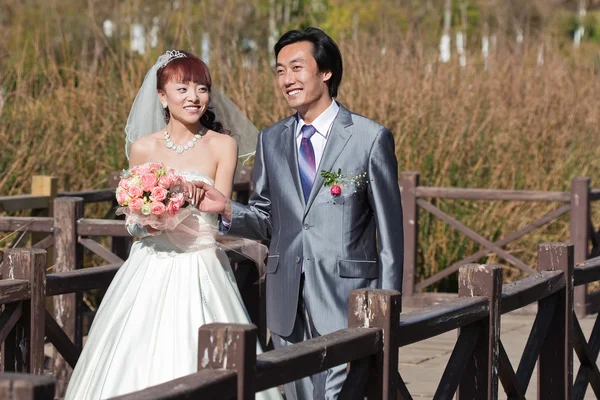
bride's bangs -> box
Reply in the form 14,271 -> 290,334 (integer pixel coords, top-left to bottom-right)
161,57 -> 212,90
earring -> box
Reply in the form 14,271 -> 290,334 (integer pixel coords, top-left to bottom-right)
161,103 -> 167,109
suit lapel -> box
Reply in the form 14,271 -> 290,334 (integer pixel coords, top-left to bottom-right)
304,105 -> 353,215
280,116 -> 305,206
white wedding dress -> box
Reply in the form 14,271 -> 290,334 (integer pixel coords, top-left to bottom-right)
65,171 -> 281,400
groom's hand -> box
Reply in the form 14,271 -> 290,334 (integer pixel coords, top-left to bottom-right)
192,181 -> 232,219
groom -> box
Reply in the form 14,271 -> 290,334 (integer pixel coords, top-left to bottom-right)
194,27 -> 404,399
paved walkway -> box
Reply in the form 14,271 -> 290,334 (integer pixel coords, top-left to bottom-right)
399,310 -> 599,399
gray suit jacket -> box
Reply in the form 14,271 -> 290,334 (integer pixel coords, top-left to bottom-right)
227,104 -> 404,337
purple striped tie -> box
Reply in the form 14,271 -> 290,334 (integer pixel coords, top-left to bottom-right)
298,124 -> 317,203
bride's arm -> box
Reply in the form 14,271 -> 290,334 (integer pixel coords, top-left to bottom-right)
213,135 -> 238,198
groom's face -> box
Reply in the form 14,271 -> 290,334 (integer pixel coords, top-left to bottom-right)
276,41 -> 332,114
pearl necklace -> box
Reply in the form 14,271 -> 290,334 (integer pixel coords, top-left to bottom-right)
164,127 -> 207,154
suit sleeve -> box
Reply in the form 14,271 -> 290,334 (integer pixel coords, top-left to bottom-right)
226,131 -> 272,241
367,128 -> 404,292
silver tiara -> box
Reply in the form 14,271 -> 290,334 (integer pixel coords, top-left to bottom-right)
158,50 -> 186,68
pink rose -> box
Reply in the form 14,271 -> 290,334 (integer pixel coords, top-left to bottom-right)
116,188 -> 131,205
158,174 -> 174,189
166,199 -> 181,216
128,198 -> 144,212
127,185 -> 143,199
141,173 -> 158,192
150,201 -> 166,215
119,177 -> 132,191
170,192 -> 185,207
167,170 -> 184,187
330,185 -> 342,197
131,165 -> 149,176
150,186 -> 168,202
148,162 -> 163,173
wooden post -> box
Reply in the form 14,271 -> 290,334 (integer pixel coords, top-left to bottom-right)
347,289 -> 402,400
457,264 -> 502,400
52,197 -> 84,396
0,249 -> 47,373
399,171 -> 419,300
537,242 -> 574,400
109,171 -> 131,260
198,323 -> 257,400
0,373 -> 55,400
30,176 -> 57,258
571,177 -> 590,317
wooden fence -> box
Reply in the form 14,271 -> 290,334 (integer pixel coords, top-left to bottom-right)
0,172 -> 254,398
1,244 -> 599,399
399,172 -> 600,316
1,173 -> 599,399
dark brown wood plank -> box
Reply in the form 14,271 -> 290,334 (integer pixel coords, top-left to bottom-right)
457,265 -> 502,400
0,373 -> 55,400
0,280 -> 30,303
417,199 -> 536,275
197,324 -> 256,400
0,217 -> 54,233
53,197 -> 84,397
498,341 -> 526,399
574,312 -> 600,400
32,235 -> 54,250
416,204 -> 571,291
79,238 -> 124,264
46,263 -> 121,296
433,323 -> 479,399
516,294 -> 557,391
398,297 -> 489,346
572,317 -> 600,399
574,256 -> 600,286
348,289 -> 402,400
0,303 -> 22,344
400,172 -> 419,298
254,328 -> 382,392
501,270 -> 564,314
108,369 -> 237,400
0,195 -> 50,212
44,310 -> 80,369
77,219 -> 129,237
57,189 -> 115,203
537,243 -> 574,399
415,186 -> 570,202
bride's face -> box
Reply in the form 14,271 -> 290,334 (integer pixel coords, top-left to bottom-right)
159,80 -> 210,125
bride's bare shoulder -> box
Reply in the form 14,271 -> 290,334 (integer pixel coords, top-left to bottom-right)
129,131 -> 164,163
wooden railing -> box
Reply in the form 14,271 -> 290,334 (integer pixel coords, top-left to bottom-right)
0,171 -> 254,398
2,243 -> 599,399
400,172 -> 600,316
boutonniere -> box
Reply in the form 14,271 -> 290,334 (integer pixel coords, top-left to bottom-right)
320,169 -> 369,199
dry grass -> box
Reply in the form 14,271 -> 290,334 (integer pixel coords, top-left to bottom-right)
1,5 -> 599,291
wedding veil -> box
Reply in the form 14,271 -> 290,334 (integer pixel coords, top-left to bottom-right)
124,51 -> 258,166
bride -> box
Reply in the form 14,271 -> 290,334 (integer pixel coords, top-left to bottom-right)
65,50 -> 282,400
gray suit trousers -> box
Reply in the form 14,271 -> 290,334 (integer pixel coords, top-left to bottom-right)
271,275 -> 347,400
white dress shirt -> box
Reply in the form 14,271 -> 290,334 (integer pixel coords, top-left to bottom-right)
295,100 -> 340,170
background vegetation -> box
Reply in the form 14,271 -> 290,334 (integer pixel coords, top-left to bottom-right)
1,0 -> 599,291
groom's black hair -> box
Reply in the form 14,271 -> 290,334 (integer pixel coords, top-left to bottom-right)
274,27 -> 343,98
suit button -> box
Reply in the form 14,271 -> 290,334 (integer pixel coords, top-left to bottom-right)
295,256 -> 302,264
303,224 -> 309,230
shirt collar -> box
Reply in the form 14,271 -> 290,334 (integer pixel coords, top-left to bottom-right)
296,100 -> 340,139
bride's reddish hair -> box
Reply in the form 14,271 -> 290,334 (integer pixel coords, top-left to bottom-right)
156,50 -> 229,134
157,51 -> 212,91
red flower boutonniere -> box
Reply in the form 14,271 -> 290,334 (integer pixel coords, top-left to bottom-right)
320,169 -> 369,200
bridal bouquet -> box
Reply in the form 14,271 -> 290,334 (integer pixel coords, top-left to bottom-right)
115,162 -> 190,230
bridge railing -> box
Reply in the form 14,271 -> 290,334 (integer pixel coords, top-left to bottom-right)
2,243 -> 600,399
